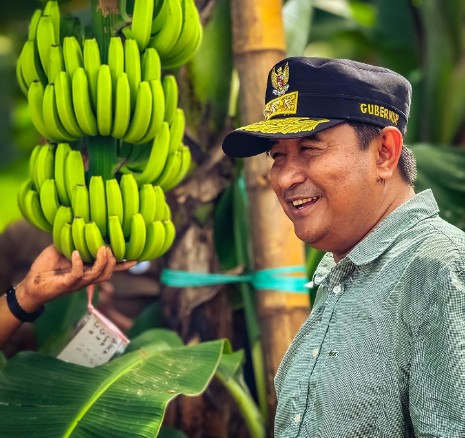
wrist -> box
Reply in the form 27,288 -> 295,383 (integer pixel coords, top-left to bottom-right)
6,285 -> 45,322
15,281 -> 43,312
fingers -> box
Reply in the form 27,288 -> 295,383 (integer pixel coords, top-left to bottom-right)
98,247 -> 117,280
64,250 -> 85,289
114,260 -> 138,271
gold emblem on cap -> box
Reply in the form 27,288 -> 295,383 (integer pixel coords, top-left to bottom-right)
239,117 -> 330,134
271,62 -> 290,96
264,91 -> 298,120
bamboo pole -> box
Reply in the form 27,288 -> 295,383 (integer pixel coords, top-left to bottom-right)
230,0 -> 310,432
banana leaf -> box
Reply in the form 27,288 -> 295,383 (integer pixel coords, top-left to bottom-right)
0,329 -> 231,437
283,0 -> 314,57
412,143 -> 465,229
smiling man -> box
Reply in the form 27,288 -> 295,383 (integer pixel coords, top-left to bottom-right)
222,57 -> 465,437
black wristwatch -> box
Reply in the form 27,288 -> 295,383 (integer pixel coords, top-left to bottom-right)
6,286 -> 45,322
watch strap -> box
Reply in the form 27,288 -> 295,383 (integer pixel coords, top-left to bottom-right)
6,286 -> 45,322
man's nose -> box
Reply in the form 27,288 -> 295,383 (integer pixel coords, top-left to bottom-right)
273,159 -> 306,190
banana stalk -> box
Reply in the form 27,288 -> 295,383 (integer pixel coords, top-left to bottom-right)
87,136 -> 118,180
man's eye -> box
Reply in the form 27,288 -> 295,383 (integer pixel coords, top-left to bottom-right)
300,145 -> 320,154
269,151 -> 284,160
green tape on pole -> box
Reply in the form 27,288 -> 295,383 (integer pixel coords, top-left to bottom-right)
161,266 -> 309,293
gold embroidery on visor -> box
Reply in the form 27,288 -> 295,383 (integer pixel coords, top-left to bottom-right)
263,91 -> 298,120
239,117 -> 331,134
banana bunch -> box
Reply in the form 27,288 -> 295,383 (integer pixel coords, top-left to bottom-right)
18,143 -> 176,262
126,0 -> 202,68
23,31 -> 167,144
15,0 -> 201,261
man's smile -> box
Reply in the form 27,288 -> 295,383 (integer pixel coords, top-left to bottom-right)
289,196 -> 320,210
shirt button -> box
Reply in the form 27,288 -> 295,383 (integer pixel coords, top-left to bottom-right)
333,284 -> 342,294
312,347 -> 319,358
294,414 -> 302,424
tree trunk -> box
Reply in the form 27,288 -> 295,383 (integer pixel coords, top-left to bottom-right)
230,0 -> 310,433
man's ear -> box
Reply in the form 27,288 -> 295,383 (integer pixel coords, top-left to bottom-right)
376,127 -> 403,180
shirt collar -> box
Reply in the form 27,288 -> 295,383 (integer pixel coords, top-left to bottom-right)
313,189 -> 439,285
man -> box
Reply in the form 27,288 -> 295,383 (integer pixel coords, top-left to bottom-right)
222,57 -> 465,436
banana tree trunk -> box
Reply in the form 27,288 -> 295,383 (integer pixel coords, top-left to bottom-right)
230,0 -> 310,432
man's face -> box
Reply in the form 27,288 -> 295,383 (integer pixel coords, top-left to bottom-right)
269,124 -> 382,260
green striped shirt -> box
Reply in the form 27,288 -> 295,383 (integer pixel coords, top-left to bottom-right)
274,190 -> 465,437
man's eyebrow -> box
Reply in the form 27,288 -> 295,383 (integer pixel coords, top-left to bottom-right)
300,134 -> 322,143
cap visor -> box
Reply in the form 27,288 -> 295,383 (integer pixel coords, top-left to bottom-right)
222,117 -> 345,158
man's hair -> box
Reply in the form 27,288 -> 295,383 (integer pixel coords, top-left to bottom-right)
348,122 -> 417,186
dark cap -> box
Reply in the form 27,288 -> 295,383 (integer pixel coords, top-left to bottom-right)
222,57 -> 412,158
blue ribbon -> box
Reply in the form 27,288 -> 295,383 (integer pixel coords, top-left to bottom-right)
161,265 -> 309,293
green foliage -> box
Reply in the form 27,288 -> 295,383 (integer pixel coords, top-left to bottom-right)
0,329 -> 231,437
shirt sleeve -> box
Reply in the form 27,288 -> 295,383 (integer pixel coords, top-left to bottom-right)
409,263 -> 465,437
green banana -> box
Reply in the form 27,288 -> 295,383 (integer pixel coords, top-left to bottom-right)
34,144 -> 54,190
17,180 -> 34,220
159,219 -> 176,256
83,38 -> 102,110
47,44 -> 65,84
168,107 -> 185,153
122,80 -> 153,144
63,36 -> 84,77
124,38 -> 141,110
151,0 -> 168,34
39,178 -> 60,225
28,144 -> 42,183
28,9 -> 43,40
162,74 -> 178,125
15,55 -> 28,96
108,215 -> 126,261
130,0 -> 154,51
108,36 -> 125,93
139,183 -> 156,224
96,64 -> 113,136
105,178 -> 124,225
89,175 -> 107,237
161,201 -> 172,221
42,82 -> 77,142
22,188 -> 53,232
125,120 -> 170,184
124,213 -> 146,260
36,14 -> 57,76
27,80 -> 49,139
163,144 -> 192,191
162,0 -> 203,68
64,149 -> 86,204
153,184 -> 167,221
149,0 -> 183,57
72,66 -> 98,136
53,205 -> 73,254
72,216 -> 94,263
153,148 -> 182,190
138,220 -> 166,261
55,70 -> 85,138
54,142 -> 72,205
111,72 -> 131,139
137,78 -> 165,144
141,47 -> 161,81
120,173 -> 140,237
60,222 -> 76,261
18,40 -> 46,89
85,221 -> 107,259
71,184 -> 90,223
43,1 -> 61,43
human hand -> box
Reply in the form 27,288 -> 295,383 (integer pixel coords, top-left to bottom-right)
14,245 -> 137,312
